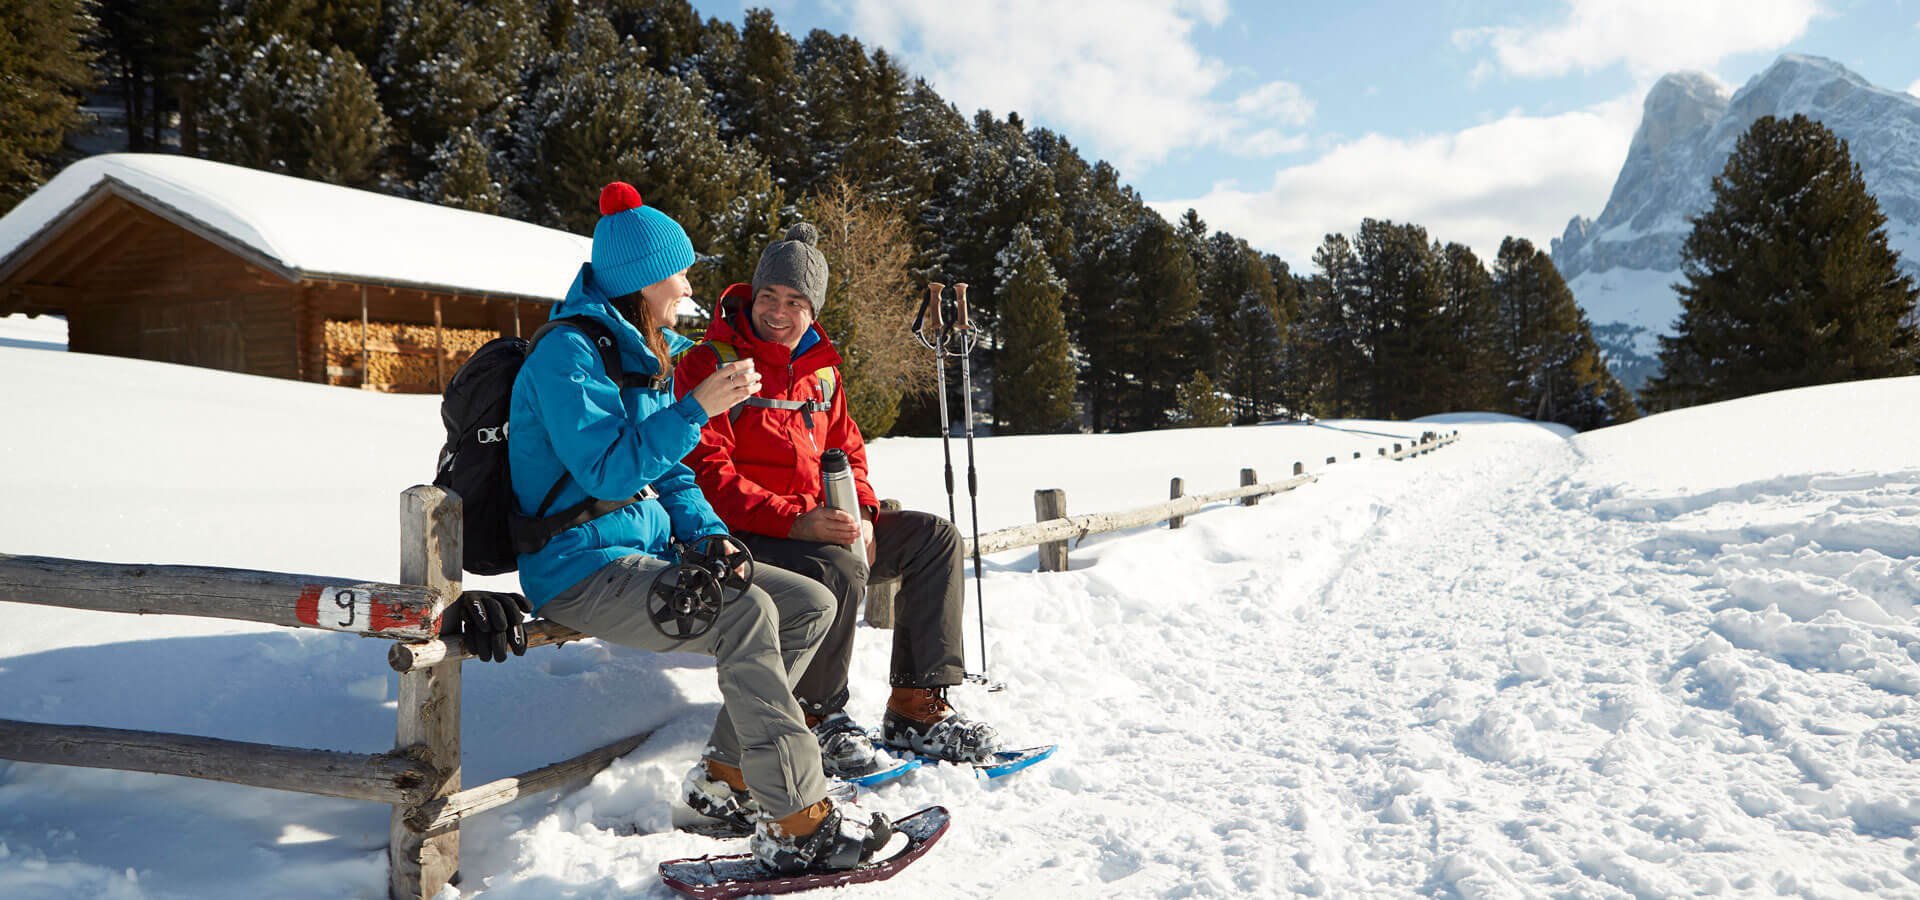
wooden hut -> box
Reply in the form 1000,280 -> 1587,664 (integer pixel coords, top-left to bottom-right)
0,154 -> 694,393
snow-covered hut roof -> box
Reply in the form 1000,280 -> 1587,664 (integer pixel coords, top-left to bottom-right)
0,154 -> 595,304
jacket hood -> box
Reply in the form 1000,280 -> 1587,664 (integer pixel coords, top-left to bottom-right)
555,262 -> 694,376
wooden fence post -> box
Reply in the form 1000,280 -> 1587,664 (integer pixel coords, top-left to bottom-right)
1352,451 -> 1361,460
1293,462 -> 1304,477
1379,447 -> 1387,456
1326,456 -> 1336,466
1035,489 -> 1069,572
1394,443 -> 1402,455
1240,469 -> 1259,506
1168,478 -> 1185,529
391,486 -> 462,900
865,500 -> 903,628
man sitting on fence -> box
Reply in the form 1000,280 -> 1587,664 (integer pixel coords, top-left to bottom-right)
673,224 -> 1001,778
509,184 -> 889,873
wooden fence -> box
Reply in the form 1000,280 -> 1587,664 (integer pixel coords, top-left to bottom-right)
0,428 -> 1458,898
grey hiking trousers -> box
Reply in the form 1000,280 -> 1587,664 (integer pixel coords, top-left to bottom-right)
538,553 -> 835,819
738,508 -> 968,718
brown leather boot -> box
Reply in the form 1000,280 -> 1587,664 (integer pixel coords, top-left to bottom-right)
706,758 -> 748,793
883,687 -> 1000,763
771,798 -> 832,838
886,686 -> 953,724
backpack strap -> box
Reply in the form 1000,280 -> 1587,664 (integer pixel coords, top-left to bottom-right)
701,340 -> 836,427
531,315 -> 656,390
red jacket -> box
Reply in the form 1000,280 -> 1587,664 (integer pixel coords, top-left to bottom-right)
673,283 -> 879,538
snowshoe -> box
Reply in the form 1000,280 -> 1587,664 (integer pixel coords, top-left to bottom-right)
660,805 -> 950,899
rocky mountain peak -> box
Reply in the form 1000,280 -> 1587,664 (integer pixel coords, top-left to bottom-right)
1551,54 -> 1920,390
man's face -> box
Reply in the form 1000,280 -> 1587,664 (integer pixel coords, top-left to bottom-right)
751,284 -> 815,350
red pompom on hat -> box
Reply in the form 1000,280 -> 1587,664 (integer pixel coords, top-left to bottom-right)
599,182 -> 643,216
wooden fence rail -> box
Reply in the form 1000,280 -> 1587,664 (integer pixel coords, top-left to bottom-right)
0,718 -> 438,805
1,429 -> 1459,898
0,555 -> 447,640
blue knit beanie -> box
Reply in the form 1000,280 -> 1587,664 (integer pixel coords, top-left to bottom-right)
590,182 -> 696,298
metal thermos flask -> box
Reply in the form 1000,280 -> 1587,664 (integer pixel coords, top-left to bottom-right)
821,449 -> 860,551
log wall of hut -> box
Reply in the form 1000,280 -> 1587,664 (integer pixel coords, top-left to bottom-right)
18,197 -> 302,380
3,191 -> 556,393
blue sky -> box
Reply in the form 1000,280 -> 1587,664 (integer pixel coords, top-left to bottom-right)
723,1 -> 1920,268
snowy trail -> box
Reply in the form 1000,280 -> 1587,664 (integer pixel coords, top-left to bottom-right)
869,418 -> 1917,898
1197,432 -> 1919,897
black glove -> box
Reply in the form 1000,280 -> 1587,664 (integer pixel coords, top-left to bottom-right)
451,590 -> 533,663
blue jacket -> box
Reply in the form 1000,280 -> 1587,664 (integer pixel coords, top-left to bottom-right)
508,263 -> 726,608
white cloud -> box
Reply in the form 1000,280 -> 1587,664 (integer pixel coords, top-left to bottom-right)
1151,95 -> 1642,269
842,0 -> 1306,172
1236,130 -> 1310,157
1232,81 -> 1314,125
1459,0 -> 1821,79
1909,79 -> 1920,98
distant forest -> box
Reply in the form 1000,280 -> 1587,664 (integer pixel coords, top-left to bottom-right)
5,0 -> 1640,433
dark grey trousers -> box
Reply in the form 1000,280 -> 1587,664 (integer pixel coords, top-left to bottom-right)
737,508 -> 967,718
538,553 -> 835,819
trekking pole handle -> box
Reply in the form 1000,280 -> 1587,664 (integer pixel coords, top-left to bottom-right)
929,283 -> 945,327
953,283 -> 969,329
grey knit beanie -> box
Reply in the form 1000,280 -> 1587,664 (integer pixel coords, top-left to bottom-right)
753,223 -> 829,313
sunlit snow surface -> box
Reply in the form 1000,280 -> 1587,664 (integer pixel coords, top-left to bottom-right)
1,318 -> 1916,898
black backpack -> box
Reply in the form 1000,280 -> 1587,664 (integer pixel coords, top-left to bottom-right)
433,316 -> 658,575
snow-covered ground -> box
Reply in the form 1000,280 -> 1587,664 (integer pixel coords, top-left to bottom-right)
2,318 -> 1916,898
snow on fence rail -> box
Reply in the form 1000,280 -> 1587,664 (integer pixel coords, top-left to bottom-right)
0,429 -> 1458,898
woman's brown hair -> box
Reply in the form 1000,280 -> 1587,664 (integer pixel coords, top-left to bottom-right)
611,291 -> 674,383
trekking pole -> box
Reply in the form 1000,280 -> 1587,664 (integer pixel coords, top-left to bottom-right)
952,284 -> 1002,692
914,283 -> 959,526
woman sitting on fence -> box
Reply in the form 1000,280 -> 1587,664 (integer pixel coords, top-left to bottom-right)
507,182 -> 888,874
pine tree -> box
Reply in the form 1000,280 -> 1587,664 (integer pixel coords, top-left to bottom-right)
705,8 -> 805,191
994,225 -> 1077,433
1351,218 -> 1444,419
421,125 -> 502,213
507,16 -> 780,300
944,112 -> 1065,340
1192,232 -> 1283,421
93,0 -> 218,153
1435,242 -> 1506,412
1174,370 -> 1233,427
1298,233 -> 1365,418
0,0 -> 97,214
603,0 -> 705,77
1645,113 -> 1919,410
194,11 -> 326,175
302,45 -> 388,186
1084,213 -> 1200,431
1223,288 -> 1286,422
374,0 -> 538,189
1493,238 -> 1638,429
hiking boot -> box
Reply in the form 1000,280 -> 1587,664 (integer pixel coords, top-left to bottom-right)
810,712 -> 891,779
750,796 -> 893,875
682,758 -> 757,834
881,687 -> 1000,764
